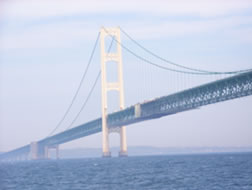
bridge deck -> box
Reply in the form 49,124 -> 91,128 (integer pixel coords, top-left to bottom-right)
1,71 -> 252,160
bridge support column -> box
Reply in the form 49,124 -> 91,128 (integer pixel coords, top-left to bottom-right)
101,117 -> 111,157
100,27 -> 127,157
30,141 -> 38,160
119,126 -> 127,157
44,145 -> 59,159
44,146 -> 49,159
55,145 -> 60,159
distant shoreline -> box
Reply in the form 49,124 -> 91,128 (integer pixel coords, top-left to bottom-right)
1,147 -> 252,160
36,146 -> 252,159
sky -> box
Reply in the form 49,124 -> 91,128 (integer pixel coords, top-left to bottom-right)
0,0 -> 252,152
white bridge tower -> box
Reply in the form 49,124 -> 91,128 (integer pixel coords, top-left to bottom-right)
100,27 -> 128,157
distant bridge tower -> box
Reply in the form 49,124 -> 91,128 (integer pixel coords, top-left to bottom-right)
100,27 -> 128,157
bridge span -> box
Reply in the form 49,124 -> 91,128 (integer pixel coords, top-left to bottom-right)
1,70 -> 252,161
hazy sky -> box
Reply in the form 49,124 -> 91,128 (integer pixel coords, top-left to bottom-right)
1,0 -> 252,152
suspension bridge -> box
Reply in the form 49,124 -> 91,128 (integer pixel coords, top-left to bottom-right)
1,27 -> 252,161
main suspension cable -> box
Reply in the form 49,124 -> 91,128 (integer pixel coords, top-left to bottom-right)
66,71 -> 101,130
119,27 -> 252,75
47,32 -> 100,137
102,27 -> 218,75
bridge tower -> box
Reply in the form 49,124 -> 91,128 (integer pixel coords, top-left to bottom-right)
100,27 -> 127,157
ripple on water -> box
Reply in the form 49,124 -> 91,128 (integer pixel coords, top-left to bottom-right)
0,153 -> 252,190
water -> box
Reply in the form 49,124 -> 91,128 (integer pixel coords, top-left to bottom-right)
1,152 -> 252,190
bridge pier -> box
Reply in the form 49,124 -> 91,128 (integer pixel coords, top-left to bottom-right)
101,112 -> 111,157
30,141 -> 38,160
56,145 -> 59,159
30,142 -> 54,160
44,145 -> 60,159
119,127 -> 128,157
44,146 -> 49,159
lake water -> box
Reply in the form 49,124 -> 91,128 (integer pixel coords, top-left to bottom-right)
1,152 -> 252,190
